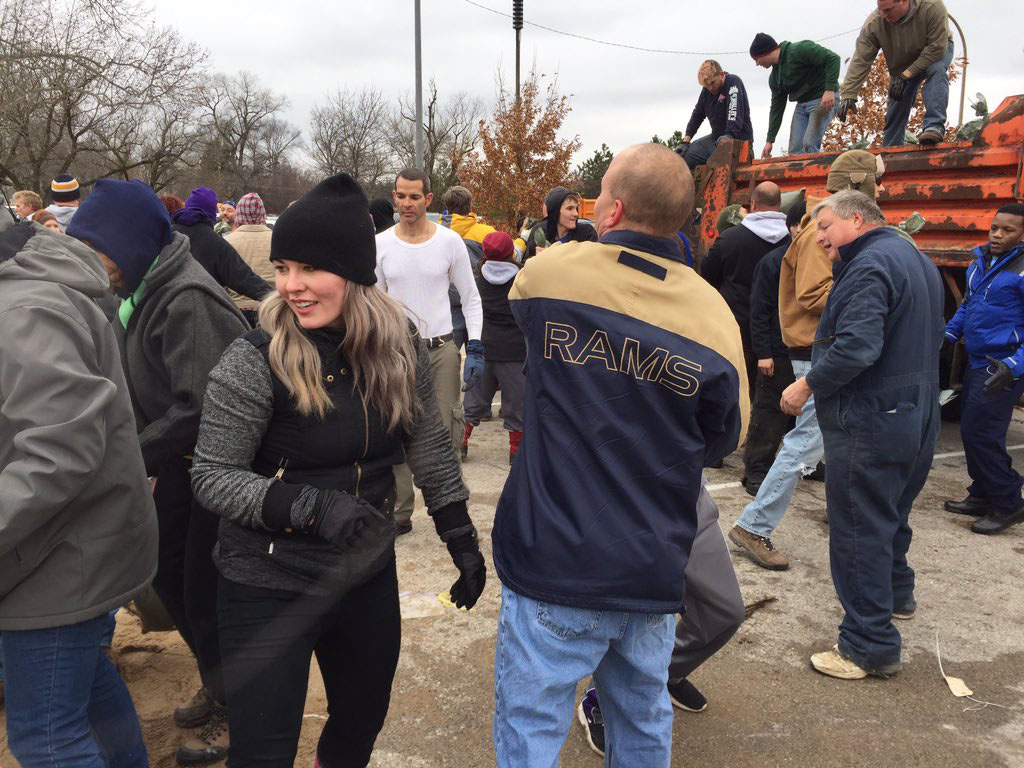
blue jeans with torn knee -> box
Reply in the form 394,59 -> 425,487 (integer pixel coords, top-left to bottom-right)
789,98 -> 836,155
736,359 -> 824,538
493,587 -> 675,768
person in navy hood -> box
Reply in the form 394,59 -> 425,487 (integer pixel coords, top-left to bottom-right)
944,203 -> 1024,535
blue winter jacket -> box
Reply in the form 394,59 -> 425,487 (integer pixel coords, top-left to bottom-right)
945,244 -> 1024,374
491,230 -> 747,614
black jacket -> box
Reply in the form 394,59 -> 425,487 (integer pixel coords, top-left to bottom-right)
702,224 -> 790,350
173,219 -> 271,302
477,262 -> 526,362
684,73 -> 755,142
749,243 -> 790,360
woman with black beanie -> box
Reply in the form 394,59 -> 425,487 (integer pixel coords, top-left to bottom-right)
191,172 -> 486,767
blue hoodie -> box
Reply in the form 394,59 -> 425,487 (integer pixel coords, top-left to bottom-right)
946,244 -> 1024,375
67,179 -> 173,293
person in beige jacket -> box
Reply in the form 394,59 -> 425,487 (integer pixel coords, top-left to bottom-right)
837,0 -> 954,147
224,192 -> 274,325
729,150 -> 885,571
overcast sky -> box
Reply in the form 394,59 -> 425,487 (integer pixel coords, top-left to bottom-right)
153,0 -> 1024,167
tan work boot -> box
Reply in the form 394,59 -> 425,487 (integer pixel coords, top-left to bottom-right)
174,686 -> 213,728
811,645 -> 868,680
728,525 -> 790,570
176,703 -> 228,766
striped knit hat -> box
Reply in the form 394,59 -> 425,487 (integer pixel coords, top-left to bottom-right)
51,173 -> 81,203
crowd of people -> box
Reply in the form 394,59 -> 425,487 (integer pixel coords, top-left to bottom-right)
2,1 -> 1023,767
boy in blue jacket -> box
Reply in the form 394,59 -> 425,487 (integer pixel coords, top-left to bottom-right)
944,203 -> 1024,534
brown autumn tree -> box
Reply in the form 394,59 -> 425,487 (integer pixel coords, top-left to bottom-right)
460,70 -> 581,232
822,55 -> 964,151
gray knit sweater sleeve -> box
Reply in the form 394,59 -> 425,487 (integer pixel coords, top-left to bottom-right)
190,337 -> 276,530
405,337 -> 470,513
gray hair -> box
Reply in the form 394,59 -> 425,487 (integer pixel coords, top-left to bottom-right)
812,189 -> 886,226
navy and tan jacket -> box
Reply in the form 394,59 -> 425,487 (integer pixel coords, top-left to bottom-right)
491,230 -> 747,613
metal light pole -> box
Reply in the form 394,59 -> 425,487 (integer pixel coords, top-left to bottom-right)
513,0 -> 523,101
414,0 -> 424,169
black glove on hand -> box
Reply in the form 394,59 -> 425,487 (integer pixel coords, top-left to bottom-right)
297,488 -> 388,550
888,75 -> 908,101
447,531 -> 487,610
836,99 -> 857,123
672,142 -> 690,159
433,502 -> 486,610
983,355 -> 1015,396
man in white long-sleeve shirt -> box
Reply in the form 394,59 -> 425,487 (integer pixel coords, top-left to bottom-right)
376,167 -> 484,534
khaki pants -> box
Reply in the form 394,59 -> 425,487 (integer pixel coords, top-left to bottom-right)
394,341 -> 463,526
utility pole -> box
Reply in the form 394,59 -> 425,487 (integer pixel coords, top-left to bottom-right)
513,0 -> 523,102
414,0 -> 424,168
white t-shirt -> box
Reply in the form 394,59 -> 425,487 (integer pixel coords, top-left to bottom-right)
375,223 -> 483,339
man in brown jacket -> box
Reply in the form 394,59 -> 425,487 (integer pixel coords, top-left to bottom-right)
729,150 -> 885,570
837,0 -> 954,147
224,192 -> 274,325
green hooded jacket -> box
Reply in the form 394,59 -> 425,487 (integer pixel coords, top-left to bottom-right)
766,40 -> 841,143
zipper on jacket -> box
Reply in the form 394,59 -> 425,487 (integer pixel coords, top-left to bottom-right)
354,386 -> 370,498
269,457 -> 289,553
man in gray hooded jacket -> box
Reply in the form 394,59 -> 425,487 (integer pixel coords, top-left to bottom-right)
0,211 -> 157,766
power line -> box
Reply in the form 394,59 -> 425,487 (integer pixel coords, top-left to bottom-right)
462,0 -> 860,56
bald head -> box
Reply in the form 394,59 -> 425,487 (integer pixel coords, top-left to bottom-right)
595,143 -> 695,238
750,181 -> 781,212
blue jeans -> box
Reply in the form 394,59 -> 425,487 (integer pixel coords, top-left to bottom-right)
493,588 -> 675,768
736,359 -> 824,538
2,613 -> 148,768
789,98 -> 836,155
680,135 -> 718,170
883,39 -> 955,147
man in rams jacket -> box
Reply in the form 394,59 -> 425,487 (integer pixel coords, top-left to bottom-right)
490,143 -> 747,767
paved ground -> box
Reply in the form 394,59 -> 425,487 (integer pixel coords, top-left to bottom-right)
3,417 -> 1023,768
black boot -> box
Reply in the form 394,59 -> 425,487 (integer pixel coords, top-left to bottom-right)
971,503 -> 1024,534
943,495 -> 989,516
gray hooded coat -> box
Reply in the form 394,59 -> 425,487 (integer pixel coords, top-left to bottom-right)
0,217 -> 158,630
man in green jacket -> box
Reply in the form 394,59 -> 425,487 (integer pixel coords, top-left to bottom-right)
750,33 -> 840,158
837,0 -> 954,147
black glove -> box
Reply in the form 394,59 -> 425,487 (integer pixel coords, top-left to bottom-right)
888,75 -> 909,101
983,355 -> 1015,396
433,502 -> 486,610
297,488 -> 389,550
447,531 -> 487,610
836,99 -> 857,123
673,141 -> 690,159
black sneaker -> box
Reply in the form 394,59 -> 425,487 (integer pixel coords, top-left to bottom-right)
806,462 -> 826,482
971,503 -> 1024,534
892,597 -> 917,620
395,521 -> 412,536
576,687 -> 605,757
667,678 -> 707,712
944,495 -> 989,516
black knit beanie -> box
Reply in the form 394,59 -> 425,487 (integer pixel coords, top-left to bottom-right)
749,32 -> 779,59
270,173 -> 377,285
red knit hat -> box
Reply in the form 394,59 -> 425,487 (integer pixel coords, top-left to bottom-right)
482,231 -> 514,262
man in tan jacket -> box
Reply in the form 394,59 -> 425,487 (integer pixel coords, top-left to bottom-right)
837,0 -> 954,147
224,192 -> 274,325
729,150 -> 885,570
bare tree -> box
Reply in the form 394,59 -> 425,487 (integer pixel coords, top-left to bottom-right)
390,79 -> 483,204
308,87 -> 392,192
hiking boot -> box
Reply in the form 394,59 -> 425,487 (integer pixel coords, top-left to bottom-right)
461,423 -> 473,460
944,495 -> 989,516
728,525 -> 790,570
174,686 -> 213,729
176,703 -> 229,766
667,678 -> 707,712
810,645 -> 868,680
917,128 -> 943,146
577,687 -> 605,757
971,503 -> 1024,535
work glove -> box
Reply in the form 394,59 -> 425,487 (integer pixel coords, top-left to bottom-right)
983,355 -> 1015,396
836,99 -> 857,123
294,488 -> 390,550
462,339 -> 485,392
673,141 -> 690,159
434,502 -> 487,610
888,75 -> 909,101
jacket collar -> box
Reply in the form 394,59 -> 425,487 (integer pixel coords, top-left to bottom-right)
836,226 -> 899,263
600,230 -> 686,264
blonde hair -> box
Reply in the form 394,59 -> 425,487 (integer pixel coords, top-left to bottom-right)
257,284 -> 418,432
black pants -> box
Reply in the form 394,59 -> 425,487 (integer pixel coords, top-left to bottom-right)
743,358 -> 796,485
151,457 -> 225,703
217,557 -> 401,768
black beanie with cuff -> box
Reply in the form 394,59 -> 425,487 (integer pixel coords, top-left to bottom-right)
270,172 -> 377,285
749,32 -> 779,59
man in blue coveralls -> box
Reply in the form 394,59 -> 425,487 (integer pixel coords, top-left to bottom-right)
780,189 -> 944,680
944,203 -> 1024,534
